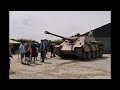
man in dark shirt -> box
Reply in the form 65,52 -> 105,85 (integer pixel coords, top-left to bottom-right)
31,41 -> 37,63
44,42 -> 48,58
9,52 -> 13,70
50,43 -> 54,58
52,43 -> 56,57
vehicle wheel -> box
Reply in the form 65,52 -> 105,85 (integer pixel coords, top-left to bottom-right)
75,48 -> 83,59
92,51 -> 96,59
87,52 -> 91,59
95,50 -> 99,58
99,49 -> 103,57
83,52 -> 87,59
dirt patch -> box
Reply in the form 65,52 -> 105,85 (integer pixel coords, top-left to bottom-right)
9,53 -> 111,79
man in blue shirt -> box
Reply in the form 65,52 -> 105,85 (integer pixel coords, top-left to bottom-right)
18,41 -> 25,64
40,40 -> 45,62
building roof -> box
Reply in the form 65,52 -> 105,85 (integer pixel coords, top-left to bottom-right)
82,23 -> 111,37
9,40 -> 20,44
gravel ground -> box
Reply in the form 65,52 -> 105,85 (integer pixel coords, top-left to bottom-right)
9,53 -> 111,79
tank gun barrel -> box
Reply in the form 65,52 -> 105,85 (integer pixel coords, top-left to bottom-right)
45,31 -> 71,40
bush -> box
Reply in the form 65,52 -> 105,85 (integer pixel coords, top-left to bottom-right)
51,40 -> 63,45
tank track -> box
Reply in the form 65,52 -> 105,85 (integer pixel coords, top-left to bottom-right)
75,47 -> 103,60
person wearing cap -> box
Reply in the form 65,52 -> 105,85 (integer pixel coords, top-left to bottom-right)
40,39 -> 45,62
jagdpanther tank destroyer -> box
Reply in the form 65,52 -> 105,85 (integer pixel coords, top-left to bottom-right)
45,31 -> 104,60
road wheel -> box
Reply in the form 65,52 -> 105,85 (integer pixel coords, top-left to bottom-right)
92,51 -> 96,59
83,52 -> 87,59
87,52 -> 91,60
99,49 -> 103,57
95,50 -> 99,58
75,48 -> 83,59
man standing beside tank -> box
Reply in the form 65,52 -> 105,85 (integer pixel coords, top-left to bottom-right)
35,43 -> 39,60
53,43 -> 56,57
44,41 -> 48,58
18,41 -> 25,64
24,42 -> 31,65
9,44 -> 13,70
49,43 -> 54,58
40,40 -> 45,62
31,41 -> 37,63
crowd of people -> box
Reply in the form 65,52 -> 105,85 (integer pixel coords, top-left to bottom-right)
9,31 -> 93,70
9,40 -> 56,69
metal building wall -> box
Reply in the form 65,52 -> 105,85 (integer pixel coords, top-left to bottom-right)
95,37 -> 111,53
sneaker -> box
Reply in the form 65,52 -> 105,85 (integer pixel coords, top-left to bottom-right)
27,63 -> 30,65
21,62 -> 24,64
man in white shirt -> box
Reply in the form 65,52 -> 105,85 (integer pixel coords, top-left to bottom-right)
18,41 -> 25,64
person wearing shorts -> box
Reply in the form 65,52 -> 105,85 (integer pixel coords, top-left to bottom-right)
24,42 -> 31,65
18,41 -> 25,64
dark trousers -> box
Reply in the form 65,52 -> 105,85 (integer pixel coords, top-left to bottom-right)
9,64 -> 10,69
9,59 -> 10,69
41,51 -> 44,62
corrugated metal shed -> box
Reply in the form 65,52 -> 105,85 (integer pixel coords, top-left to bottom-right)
82,23 -> 111,37
82,23 -> 111,53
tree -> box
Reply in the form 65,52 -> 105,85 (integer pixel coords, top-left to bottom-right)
51,39 -> 63,45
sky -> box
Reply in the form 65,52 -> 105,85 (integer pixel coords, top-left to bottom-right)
9,11 -> 111,42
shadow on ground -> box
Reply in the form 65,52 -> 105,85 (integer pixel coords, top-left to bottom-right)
25,64 -> 36,67
9,70 -> 16,75
34,63 -> 42,65
81,56 -> 110,62
44,62 -> 52,64
57,55 -> 110,62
